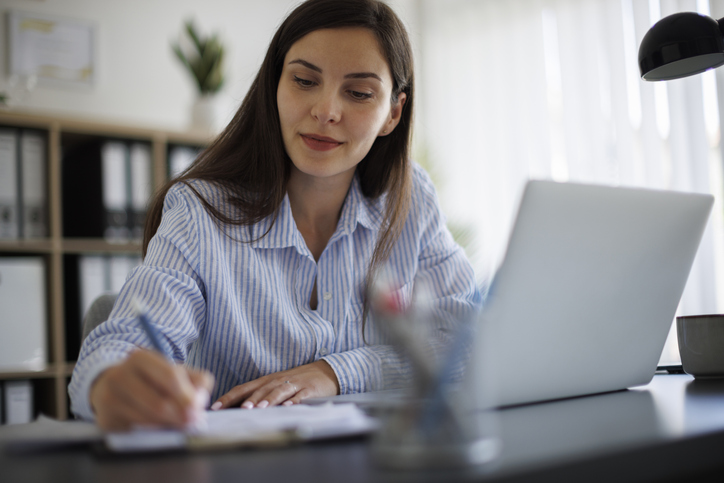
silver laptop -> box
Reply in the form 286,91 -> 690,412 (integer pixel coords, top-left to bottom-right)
467,180 -> 714,408
305,180 -> 713,409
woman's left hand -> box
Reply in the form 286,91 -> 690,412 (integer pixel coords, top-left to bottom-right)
211,360 -> 340,409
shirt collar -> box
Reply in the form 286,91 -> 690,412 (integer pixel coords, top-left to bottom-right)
249,174 -> 386,251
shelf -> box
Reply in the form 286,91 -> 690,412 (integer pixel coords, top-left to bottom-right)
62,239 -> 143,254
0,240 -> 55,253
0,110 -> 214,146
0,110 -> 208,420
0,363 -> 75,380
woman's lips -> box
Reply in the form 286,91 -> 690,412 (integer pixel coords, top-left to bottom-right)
301,134 -> 343,151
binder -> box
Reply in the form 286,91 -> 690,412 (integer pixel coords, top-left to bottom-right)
3,380 -> 33,425
65,254 -> 142,358
168,144 -> 200,179
79,255 -> 108,322
128,143 -> 152,241
20,130 -> 47,239
109,255 -> 140,294
101,142 -> 130,242
0,257 -> 47,371
0,129 -> 19,239
62,139 -> 131,242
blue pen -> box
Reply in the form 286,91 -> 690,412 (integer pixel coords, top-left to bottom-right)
131,298 -> 210,427
131,298 -> 168,356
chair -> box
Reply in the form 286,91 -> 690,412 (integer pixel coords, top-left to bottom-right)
81,293 -> 118,342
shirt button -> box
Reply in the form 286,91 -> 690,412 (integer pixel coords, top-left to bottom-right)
323,292 -> 332,301
319,347 -> 329,356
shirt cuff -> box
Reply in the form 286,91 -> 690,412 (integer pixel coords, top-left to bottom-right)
322,344 -> 409,395
68,350 -> 127,421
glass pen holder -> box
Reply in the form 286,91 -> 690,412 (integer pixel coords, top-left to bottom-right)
368,285 -> 500,470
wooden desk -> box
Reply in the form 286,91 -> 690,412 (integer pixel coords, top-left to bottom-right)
2,374 -> 723,482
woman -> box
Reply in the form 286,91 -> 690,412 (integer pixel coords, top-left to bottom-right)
69,0 -> 479,431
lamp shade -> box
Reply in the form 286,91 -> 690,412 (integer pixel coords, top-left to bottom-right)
639,12 -> 724,81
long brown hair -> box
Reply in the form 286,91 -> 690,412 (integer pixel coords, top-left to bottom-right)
144,0 -> 414,318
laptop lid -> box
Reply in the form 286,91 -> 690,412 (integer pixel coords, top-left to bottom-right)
467,180 -> 714,408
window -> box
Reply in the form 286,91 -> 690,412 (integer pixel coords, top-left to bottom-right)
414,0 -> 724,364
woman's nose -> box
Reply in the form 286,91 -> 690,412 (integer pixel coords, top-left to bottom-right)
311,90 -> 341,124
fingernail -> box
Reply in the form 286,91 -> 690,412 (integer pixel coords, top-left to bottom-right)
210,401 -> 223,411
257,400 -> 269,409
282,400 -> 293,406
241,401 -> 254,409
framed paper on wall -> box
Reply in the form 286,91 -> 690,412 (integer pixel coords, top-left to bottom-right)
7,10 -> 95,88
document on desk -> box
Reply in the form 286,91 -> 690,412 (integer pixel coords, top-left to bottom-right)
0,404 -> 376,454
106,403 -> 377,452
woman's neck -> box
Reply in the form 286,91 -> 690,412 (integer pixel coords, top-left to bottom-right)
287,167 -> 355,261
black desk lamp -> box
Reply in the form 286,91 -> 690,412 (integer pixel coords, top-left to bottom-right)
639,12 -> 724,80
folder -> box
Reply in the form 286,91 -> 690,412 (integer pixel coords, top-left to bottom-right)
0,257 -> 47,371
65,254 -> 142,358
78,255 -> 108,322
128,143 -> 152,241
62,139 -> 131,242
63,254 -> 106,360
168,145 -> 200,179
0,129 -> 19,239
3,380 -> 33,425
101,142 -> 130,243
19,130 -> 47,239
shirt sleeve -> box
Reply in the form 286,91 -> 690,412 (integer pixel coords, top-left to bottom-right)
322,166 -> 480,393
68,184 -> 207,421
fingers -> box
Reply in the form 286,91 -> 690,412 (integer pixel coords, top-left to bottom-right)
90,349 -> 215,431
131,351 -> 196,408
212,360 -> 340,410
248,380 -> 300,408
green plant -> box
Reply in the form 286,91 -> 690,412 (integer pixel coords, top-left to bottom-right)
172,20 -> 225,95
0,92 -> 7,106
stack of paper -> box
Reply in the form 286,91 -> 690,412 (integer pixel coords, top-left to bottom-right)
107,403 -> 377,452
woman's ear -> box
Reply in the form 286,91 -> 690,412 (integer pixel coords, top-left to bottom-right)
379,93 -> 407,136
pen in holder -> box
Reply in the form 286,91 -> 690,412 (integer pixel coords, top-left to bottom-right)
369,277 -> 499,470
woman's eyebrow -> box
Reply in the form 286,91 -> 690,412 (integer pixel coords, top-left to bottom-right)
289,58 -> 322,73
288,58 -> 383,82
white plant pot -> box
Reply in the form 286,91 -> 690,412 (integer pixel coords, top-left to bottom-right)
190,94 -> 221,132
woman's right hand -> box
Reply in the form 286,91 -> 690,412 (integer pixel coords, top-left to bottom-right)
89,349 -> 215,431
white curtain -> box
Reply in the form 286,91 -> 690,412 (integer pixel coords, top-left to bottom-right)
414,0 -> 724,364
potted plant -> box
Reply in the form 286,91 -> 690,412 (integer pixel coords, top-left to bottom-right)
172,20 -> 226,131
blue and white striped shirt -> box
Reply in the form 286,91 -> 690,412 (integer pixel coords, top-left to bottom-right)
69,163 -> 479,420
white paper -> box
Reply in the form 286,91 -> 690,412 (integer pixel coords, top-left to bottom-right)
106,403 -> 377,452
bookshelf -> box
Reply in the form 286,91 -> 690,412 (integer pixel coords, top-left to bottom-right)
0,110 -> 210,420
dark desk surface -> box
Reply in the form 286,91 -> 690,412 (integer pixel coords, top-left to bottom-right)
2,374 -> 724,483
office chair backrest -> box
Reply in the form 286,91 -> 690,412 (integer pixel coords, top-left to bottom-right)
81,293 -> 118,342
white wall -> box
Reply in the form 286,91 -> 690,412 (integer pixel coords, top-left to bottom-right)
0,0 -> 420,132
0,0 -> 302,131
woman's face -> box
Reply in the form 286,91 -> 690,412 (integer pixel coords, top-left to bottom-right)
277,27 -> 406,186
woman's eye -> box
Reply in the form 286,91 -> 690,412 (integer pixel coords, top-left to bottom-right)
349,90 -> 373,100
293,76 -> 315,87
